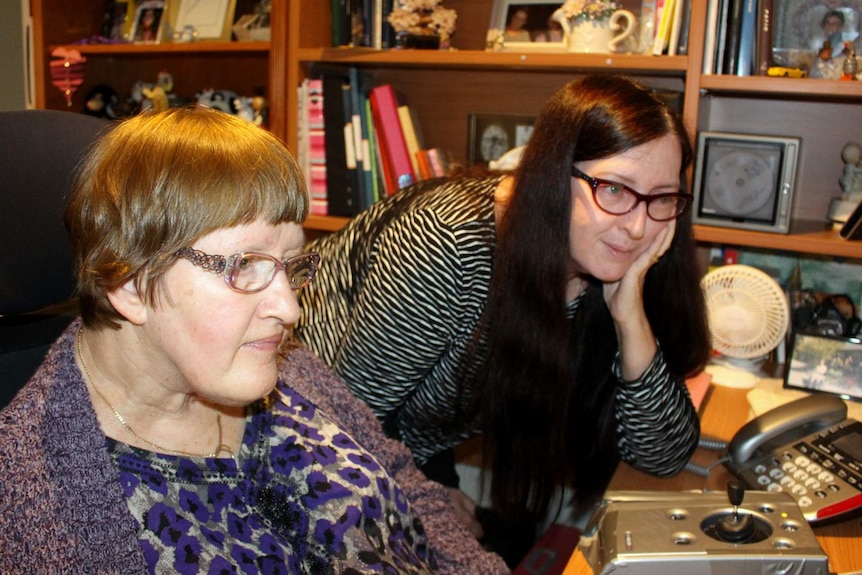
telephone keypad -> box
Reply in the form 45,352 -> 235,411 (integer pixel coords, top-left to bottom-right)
729,419 -> 862,523
747,439 -> 858,514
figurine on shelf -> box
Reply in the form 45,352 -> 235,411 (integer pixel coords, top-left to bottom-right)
252,95 -> 268,128
83,84 -> 120,119
196,89 -> 238,114
234,96 -> 253,122
828,142 -> 862,224
842,41 -> 859,80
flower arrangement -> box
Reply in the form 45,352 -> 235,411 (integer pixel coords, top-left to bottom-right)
387,0 -> 457,40
556,0 -> 621,22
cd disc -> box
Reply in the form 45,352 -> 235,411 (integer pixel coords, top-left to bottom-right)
706,151 -> 775,216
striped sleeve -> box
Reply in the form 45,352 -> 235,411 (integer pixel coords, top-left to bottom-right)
612,351 -> 700,476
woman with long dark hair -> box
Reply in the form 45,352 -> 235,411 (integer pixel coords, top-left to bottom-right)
296,74 -> 712,563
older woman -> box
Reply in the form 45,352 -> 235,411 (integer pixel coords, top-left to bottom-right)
0,107 -> 507,574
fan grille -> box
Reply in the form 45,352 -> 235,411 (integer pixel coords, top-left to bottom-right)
701,265 -> 790,359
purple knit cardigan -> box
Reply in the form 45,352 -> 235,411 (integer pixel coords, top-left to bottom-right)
0,320 -> 509,574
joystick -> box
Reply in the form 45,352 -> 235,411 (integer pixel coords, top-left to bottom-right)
715,480 -> 755,542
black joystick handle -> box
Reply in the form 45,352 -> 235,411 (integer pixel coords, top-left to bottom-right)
717,480 -> 756,542
727,480 -> 745,509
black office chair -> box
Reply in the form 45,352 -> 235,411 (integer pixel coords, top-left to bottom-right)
0,109 -> 110,409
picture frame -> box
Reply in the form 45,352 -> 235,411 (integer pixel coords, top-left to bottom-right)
784,332 -> 862,402
488,0 -> 566,52
171,0 -> 237,41
772,0 -> 862,71
691,132 -> 800,234
130,0 -> 165,44
103,0 -> 132,41
467,112 -> 537,166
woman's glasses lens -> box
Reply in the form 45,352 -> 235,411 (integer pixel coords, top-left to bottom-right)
230,252 -> 320,292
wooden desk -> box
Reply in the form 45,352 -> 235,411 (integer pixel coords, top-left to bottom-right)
563,385 -> 862,575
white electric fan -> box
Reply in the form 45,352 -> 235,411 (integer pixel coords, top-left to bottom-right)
700,264 -> 791,388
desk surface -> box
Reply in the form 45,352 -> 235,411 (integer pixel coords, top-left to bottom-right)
563,384 -> 862,575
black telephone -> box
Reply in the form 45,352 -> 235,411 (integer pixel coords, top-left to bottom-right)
723,393 -> 862,523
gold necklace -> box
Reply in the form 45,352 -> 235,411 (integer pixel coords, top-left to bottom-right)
77,328 -> 235,460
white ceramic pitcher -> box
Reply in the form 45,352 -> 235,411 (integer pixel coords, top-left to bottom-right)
553,8 -> 636,54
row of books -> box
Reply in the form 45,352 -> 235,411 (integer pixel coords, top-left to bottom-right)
647,0 -> 692,56
297,68 -> 452,217
703,0 -> 773,75
330,0 -> 396,49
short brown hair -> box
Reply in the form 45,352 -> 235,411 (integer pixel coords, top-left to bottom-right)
65,106 -> 309,328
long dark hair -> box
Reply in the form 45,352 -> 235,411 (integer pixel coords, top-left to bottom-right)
473,75 -> 711,523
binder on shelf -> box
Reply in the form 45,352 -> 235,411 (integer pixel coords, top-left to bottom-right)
321,71 -> 362,216
722,0 -> 744,74
369,84 -> 416,195
735,0 -> 757,75
755,0 -> 774,75
348,67 -> 374,209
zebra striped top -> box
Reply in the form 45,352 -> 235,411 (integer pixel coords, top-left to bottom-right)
296,176 -> 698,476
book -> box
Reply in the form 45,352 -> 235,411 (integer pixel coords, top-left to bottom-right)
652,0 -> 676,55
722,0 -> 744,74
755,0 -> 774,75
426,147 -> 451,178
369,84 -> 415,195
364,97 -> 382,203
702,0 -> 720,73
397,105 -> 425,177
330,0 -> 349,46
298,78 -> 327,215
667,0 -> 686,56
321,71 -> 362,216
676,0 -> 692,55
348,67 -> 374,209
735,0 -> 757,75
415,149 -> 433,180
714,0 -> 730,74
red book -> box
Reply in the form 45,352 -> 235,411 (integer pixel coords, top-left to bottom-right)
368,84 -> 415,195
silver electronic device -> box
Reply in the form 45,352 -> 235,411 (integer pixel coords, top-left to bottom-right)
579,484 -> 829,575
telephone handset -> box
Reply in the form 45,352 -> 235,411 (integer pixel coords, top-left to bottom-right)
723,393 -> 862,523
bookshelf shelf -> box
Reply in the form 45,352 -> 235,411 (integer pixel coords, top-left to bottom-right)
694,221 -> 861,259
54,41 -> 270,55
700,76 -> 862,100
296,48 -> 689,74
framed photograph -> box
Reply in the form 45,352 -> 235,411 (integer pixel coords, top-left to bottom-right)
772,0 -> 862,71
691,132 -> 800,234
785,332 -> 862,402
488,0 -> 566,52
171,0 -> 237,41
103,0 -> 132,41
467,113 -> 537,166
130,0 -> 165,43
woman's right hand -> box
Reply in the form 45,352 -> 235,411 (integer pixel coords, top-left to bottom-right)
446,487 -> 484,539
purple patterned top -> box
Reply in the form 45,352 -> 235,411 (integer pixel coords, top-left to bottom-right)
111,384 -> 438,574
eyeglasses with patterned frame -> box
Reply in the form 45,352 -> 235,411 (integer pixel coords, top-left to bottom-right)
571,166 -> 691,222
175,248 -> 321,294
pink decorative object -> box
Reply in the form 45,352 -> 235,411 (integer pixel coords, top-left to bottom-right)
50,47 -> 86,107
